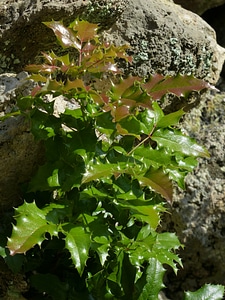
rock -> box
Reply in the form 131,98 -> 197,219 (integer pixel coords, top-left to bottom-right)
161,90 -> 225,299
102,0 -> 224,85
0,71 -> 34,116
0,115 -> 44,210
0,0 -> 128,74
173,0 -> 225,15
102,0 -> 225,111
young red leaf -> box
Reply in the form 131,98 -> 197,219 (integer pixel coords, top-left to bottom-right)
25,64 -> 59,74
139,168 -> 173,203
43,20 -> 81,50
144,74 -> 211,100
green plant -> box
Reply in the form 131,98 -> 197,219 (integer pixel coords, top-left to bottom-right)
3,19 -> 224,299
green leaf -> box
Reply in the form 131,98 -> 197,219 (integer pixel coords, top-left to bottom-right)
119,115 -> 149,136
152,128 -> 210,158
69,19 -> 98,42
136,258 -> 165,300
7,201 -> 58,255
152,232 -> 182,273
117,200 -> 162,230
65,226 -> 91,275
156,109 -> 185,128
184,284 -> 224,300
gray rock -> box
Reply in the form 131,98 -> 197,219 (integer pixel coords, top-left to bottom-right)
161,91 -> 225,299
102,0 -> 225,86
0,71 -> 34,116
0,0 -> 128,73
174,0 -> 225,15
0,115 -> 44,210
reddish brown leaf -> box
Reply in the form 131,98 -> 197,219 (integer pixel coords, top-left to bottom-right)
139,168 -> 173,203
43,20 -> 81,50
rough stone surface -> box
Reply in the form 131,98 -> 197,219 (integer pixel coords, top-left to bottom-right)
0,0 -> 128,74
102,0 -> 224,86
174,0 -> 225,15
160,90 -> 225,299
0,115 -> 44,211
0,71 -> 34,116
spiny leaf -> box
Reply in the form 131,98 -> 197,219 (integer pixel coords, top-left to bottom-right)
7,201 -> 58,255
152,128 -> 210,158
117,200 -> 162,230
184,284 -> 224,300
153,232 -> 182,273
25,64 -> 59,74
139,168 -> 173,203
156,109 -> 185,128
144,74 -> 211,100
64,78 -> 86,91
43,20 -> 81,50
69,19 -> 98,42
65,226 -> 91,275
137,258 -> 165,300
82,162 -> 123,184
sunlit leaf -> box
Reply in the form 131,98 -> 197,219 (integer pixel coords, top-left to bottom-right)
118,200 -> 162,229
136,258 -> 165,300
144,74 -> 211,100
44,20 -> 81,50
69,19 -> 98,42
184,284 -> 224,300
65,226 -> 91,275
7,201 -> 58,255
152,128 -> 210,157
139,168 -> 173,203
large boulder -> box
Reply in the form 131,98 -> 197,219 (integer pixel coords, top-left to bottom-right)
102,0 -> 224,85
161,90 -> 225,299
174,0 -> 225,15
102,0 -> 225,113
0,0 -> 128,74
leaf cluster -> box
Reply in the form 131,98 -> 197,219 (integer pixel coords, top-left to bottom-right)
4,19 -> 222,299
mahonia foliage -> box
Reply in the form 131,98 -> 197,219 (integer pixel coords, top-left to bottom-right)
5,19 -> 223,299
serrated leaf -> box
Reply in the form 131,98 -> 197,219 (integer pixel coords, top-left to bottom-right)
137,258 -> 165,300
133,146 -> 172,169
117,200 -> 162,230
151,233 -> 182,274
152,128 -> 210,158
64,78 -> 86,91
65,226 -> 91,275
44,20 -> 81,50
139,168 -> 173,203
69,19 -> 98,42
25,63 -> 59,74
156,109 -> 185,128
144,74 -> 210,100
7,201 -> 58,255
82,162 -> 123,184
184,284 -> 224,300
